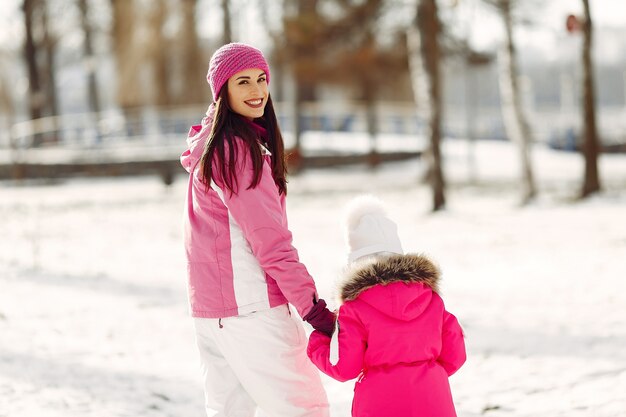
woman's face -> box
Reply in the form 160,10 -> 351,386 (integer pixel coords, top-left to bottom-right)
226,68 -> 268,120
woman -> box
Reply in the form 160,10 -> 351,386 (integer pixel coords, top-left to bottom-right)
181,43 -> 334,417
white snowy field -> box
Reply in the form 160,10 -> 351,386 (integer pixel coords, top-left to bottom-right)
1,138 -> 625,417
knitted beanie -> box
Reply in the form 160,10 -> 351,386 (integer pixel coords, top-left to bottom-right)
344,195 -> 404,263
207,43 -> 271,102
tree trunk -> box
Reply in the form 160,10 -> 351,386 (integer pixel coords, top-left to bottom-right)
580,0 -> 601,197
111,0 -> 143,112
221,0 -> 232,45
0,74 -> 14,115
178,0 -> 206,105
289,0 -> 319,168
498,0 -> 536,204
149,0 -> 171,106
465,60 -> 478,182
78,0 -> 101,114
361,31 -> 379,167
364,88 -> 379,167
0,73 -> 15,146
290,86 -> 304,171
22,0 -> 43,122
411,0 -> 445,211
41,2 -> 59,118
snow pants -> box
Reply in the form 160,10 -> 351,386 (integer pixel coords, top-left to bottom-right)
193,304 -> 330,417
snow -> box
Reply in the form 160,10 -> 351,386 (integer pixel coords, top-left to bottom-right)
1,137 -> 625,417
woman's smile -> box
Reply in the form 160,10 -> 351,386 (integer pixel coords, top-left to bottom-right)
245,98 -> 264,108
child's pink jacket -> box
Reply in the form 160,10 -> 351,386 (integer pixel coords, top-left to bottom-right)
307,254 -> 466,417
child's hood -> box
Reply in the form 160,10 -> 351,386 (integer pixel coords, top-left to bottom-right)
338,254 -> 441,321
180,104 -> 215,173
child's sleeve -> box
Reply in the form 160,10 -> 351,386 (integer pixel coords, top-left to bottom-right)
307,303 -> 367,382
437,310 -> 466,376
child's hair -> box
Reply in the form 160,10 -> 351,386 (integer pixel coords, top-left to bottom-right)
199,85 -> 288,196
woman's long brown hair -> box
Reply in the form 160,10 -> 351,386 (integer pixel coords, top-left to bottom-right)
199,84 -> 288,196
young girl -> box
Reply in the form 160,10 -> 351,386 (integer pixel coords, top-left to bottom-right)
181,42 -> 334,417
307,196 -> 466,417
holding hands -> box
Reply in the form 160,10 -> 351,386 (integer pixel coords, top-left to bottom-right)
303,297 -> 336,337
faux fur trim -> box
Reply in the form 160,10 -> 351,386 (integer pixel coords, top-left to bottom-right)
339,253 -> 441,302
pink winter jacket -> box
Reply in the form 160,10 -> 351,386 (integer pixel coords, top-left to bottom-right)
180,108 -> 318,319
307,254 -> 466,417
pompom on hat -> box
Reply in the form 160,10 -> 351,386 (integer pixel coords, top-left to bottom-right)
344,195 -> 404,263
207,42 -> 271,102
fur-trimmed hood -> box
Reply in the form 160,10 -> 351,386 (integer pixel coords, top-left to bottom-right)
338,253 -> 441,321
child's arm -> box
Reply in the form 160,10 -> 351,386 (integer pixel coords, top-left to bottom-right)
437,310 -> 466,376
307,303 -> 366,382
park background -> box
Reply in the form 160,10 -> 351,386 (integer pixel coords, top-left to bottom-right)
1,1 -> 625,416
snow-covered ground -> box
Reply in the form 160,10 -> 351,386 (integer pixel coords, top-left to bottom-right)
1,137 -> 625,417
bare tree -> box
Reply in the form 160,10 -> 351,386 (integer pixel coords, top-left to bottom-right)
178,0 -> 207,105
408,0 -> 445,211
78,0 -> 101,114
40,2 -> 59,118
148,0 -> 172,106
579,0 -> 601,197
279,0 -> 398,169
331,26 -> 407,166
0,72 -> 13,116
278,0 -> 320,169
0,67 -> 15,141
21,0 -> 57,146
484,0 -> 537,204
22,0 -> 44,122
221,0 -> 232,45
110,0 -> 143,112
360,31 -> 382,165
325,1 -> 407,167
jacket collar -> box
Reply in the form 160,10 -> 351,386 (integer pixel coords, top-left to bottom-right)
338,253 -> 441,303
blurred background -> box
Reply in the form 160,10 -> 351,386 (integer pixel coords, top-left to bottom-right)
0,0 -> 625,202
1,1 -> 625,417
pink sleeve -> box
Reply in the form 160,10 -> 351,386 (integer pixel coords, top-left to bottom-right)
437,310 -> 466,376
307,304 -> 367,382
214,139 -> 318,318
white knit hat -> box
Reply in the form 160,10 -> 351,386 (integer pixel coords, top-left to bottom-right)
344,195 -> 404,263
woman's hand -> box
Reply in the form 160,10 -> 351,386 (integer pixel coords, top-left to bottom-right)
303,298 -> 336,337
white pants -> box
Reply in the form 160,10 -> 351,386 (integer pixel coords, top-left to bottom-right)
193,304 -> 330,417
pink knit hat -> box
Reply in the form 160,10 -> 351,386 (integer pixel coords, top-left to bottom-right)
207,43 -> 271,102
